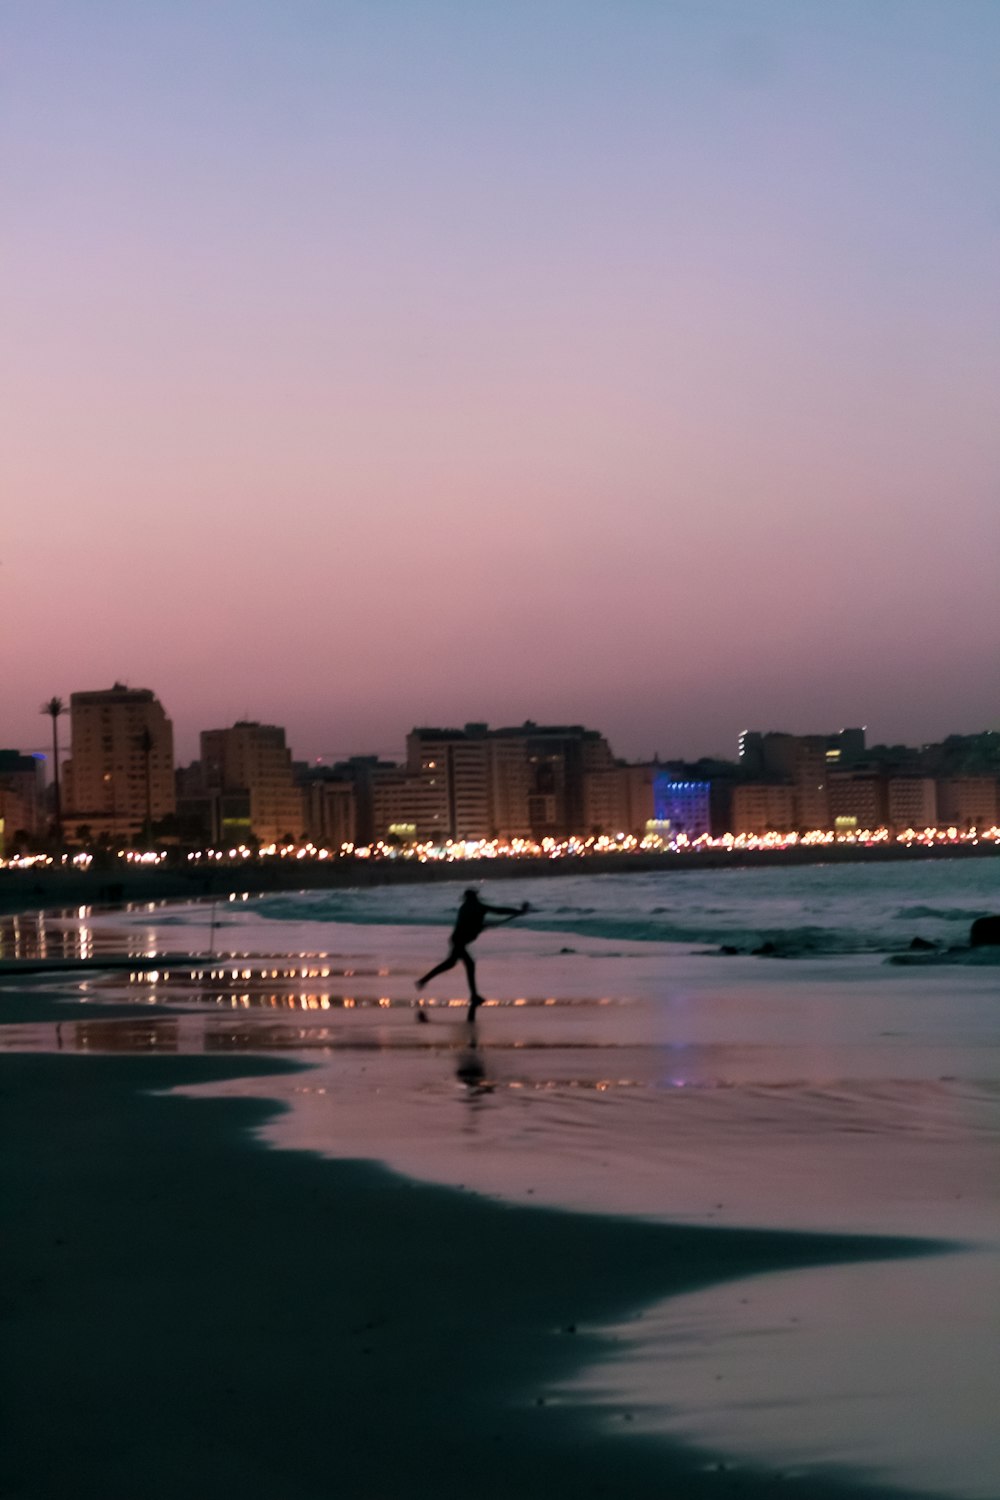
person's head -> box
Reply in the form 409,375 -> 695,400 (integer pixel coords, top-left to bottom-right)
463,888 -> 480,902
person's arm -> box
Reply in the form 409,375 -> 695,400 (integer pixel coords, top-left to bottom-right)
482,901 -> 531,922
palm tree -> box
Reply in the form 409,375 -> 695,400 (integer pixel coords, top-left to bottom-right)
40,696 -> 66,844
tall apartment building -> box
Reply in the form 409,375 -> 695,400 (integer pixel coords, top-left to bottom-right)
370,722 -> 618,844
652,776 -> 712,840
730,783 -> 796,836
327,757 -> 402,846
519,723 -> 616,839
739,728 -> 866,775
827,772 -> 887,831
63,685 -> 175,840
583,763 -> 656,837
936,777 -> 998,830
370,765 -> 449,843
737,731 -> 832,830
490,733 -> 533,839
0,751 -> 44,849
299,772 -> 357,849
886,777 -> 937,831
201,722 -> 303,845
406,726 -> 493,840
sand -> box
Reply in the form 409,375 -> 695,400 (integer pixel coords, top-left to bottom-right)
2,896 -> 998,1498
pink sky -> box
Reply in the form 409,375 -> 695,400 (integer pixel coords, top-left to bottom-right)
3,2 -> 998,765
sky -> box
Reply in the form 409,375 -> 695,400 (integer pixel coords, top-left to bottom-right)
3,0 -> 998,766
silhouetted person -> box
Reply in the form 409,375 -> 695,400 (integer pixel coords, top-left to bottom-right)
417,889 -> 529,1022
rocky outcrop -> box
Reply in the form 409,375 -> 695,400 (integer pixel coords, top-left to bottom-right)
969,915 -> 1000,947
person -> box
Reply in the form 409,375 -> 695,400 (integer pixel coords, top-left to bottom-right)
416,889 -> 530,1021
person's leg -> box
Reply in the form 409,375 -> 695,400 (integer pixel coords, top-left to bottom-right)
459,948 -> 483,1006
417,946 -> 458,989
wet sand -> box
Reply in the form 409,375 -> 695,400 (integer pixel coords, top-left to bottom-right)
0,1051 -> 945,1500
2,901 -> 998,1498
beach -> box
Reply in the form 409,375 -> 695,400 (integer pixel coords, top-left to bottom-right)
2,861 -> 998,1498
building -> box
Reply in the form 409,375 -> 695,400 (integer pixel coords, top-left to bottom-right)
653,776 -> 712,840
518,723 -> 616,839
737,731 -> 833,831
583,763 -> 657,837
740,727 -> 866,775
886,777 -> 937,832
62,685 -> 175,841
489,734 -> 533,839
0,751 -> 44,852
730,783 -> 795,836
201,722 -> 303,845
396,722 -> 618,843
406,726 -> 493,840
936,777 -> 999,831
369,765 -> 449,844
299,771 -> 357,849
827,772 -> 887,831
324,757 -> 401,846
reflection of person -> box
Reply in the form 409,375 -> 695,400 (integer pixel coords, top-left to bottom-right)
456,1038 -> 490,1094
416,889 -> 529,1021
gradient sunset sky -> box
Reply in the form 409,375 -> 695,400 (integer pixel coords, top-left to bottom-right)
4,1 -> 998,765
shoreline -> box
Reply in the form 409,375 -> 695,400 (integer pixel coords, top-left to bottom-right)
0,992 -> 953,1500
2,838 -> 997,920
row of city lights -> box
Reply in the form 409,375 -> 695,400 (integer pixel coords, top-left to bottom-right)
2,823 -> 999,874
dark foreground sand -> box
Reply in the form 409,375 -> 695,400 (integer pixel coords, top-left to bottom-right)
0,981 -> 951,1500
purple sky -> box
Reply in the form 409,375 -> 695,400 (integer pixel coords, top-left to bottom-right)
4,1 -> 998,766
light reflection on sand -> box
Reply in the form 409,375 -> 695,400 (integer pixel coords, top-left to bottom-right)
568,1250 -> 1000,1500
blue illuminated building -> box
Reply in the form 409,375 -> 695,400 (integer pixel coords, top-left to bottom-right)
652,775 -> 711,841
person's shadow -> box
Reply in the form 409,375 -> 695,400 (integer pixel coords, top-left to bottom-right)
455,1036 -> 493,1101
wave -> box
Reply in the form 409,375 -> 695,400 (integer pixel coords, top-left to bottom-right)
887,947 -> 1000,967
249,896 -> 907,957
893,905 -> 991,923
231,867 -> 997,961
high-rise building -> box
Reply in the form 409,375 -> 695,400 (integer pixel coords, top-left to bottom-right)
201,722 -> 303,845
299,771 -> 357,849
736,729 -> 850,831
370,765 -> 449,844
653,777 -> 712,839
490,734 -> 533,839
0,751 -> 44,850
827,771 -> 887,831
63,685 -> 175,840
936,777 -> 999,830
517,723 -> 615,839
406,726 -> 493,840
327,757 -> 401,846
359,722 -> 619,844
886,777 -> 937,832
730,783 -> 795,835
583,763 -> 656,837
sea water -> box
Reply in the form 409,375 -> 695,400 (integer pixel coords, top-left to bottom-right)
224,853 -> 1000,954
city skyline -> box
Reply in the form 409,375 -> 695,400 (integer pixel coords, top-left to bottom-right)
4,3 -> 999,762
5,690 -> 997,852
7,680 -> 996,775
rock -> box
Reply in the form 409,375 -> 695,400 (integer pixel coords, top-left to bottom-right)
970,915 -> 1000,947
909,936 -> 937,951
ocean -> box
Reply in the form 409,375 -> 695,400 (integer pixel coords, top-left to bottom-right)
239,853 -> 1000,953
